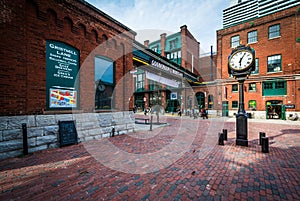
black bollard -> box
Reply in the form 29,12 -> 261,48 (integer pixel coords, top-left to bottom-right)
259,132 -> 266,145
22,123 -> 28,155
150,115 -> 153,131
223,129 -> 228,141
111,127 -> 115,137
261,137 -> 269,153
218,133 -> 224,145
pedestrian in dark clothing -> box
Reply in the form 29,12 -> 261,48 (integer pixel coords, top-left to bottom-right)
205,109 -> 208,119
177,106 -> 182,116
201,108 -> 208,119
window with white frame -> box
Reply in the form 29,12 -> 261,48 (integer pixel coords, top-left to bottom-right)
248,30 -> 257,44
267,54 -> 281,72
268,24 -> 280,39
231,35 -> 240,48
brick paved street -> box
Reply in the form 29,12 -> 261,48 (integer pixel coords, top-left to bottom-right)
1,117 -> 300,201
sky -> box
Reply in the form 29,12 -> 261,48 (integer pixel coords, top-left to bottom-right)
85,0 -> 230,55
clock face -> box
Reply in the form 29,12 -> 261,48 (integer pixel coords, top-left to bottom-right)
228,49 -> 254,71
98,84 -> 105,92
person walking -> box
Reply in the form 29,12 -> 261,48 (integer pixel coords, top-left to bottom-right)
201,108 -> 208,119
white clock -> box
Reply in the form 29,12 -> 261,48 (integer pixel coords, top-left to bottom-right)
98,84 -> 105,91
228,49 -> 254,71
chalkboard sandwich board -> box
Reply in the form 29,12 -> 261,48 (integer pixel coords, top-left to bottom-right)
59,120 -> 78,147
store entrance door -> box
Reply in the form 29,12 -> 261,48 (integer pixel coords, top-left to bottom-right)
222,101 -> 229,117
266,100 -> 285,120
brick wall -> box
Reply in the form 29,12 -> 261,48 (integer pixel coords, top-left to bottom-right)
198,54 -> 217,82
0,0 -> 136,116
0,0 -> 137,160
216,6 -> 300,112
180,25 -> 200,75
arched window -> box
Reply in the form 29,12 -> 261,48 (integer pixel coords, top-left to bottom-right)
95,56 -> 115,110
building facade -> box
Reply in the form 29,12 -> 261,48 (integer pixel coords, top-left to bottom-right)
217,4 -> 300,119
197,50 -> 218,112
143,26 -> 216,112
145,25 -> 200,77
223,0 -> 300,28
0,0 -> 137,159
132,41 -> 198,113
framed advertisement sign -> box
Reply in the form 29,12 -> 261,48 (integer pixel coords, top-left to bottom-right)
46,40 -> 79,110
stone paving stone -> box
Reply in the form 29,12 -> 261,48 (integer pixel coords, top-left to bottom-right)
0,118 -> 300,200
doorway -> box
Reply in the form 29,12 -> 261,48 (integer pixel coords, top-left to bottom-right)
222,101 -> 229,117
266,100 -> 286,120
196,92 -> 205,109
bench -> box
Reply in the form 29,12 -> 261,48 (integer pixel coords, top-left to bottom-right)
135,117 -> 150,124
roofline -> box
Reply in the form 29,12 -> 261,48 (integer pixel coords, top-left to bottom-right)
78,0 -> 136,36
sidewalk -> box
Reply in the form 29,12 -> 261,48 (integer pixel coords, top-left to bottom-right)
1,117 -> 299,200
149,112 -> 300,124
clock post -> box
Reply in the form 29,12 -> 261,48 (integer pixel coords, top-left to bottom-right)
228,45 -> 255,147
236,77 -> 248,146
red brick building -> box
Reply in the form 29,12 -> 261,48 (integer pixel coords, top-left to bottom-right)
145,25 -> 200,75
0,0 -> 137,159
195,51 -> 218,112
0,0 -> 136,116
144,26 -> 211,112
216,6 -> 300,119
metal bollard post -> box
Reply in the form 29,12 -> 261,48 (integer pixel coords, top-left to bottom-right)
22,123 -> 28,155
150,115 -> 153,131
259,132 -> 266,145
223,129 -> 228,141
218,133 -> 224,145
261,137 -> 269,153
111,127 -> 115,137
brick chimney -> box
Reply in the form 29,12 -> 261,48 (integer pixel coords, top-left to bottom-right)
180,25 -> 187,33
144,40 -> 149,48
180,25 -> 188,70
160,33 -> 167,57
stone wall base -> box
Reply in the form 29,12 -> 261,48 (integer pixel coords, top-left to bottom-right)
0,112 -> 135,160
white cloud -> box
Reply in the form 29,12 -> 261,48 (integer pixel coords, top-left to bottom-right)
86,0 -> 228,53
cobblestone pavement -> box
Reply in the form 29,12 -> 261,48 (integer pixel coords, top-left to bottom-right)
1,117 -> 300,201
